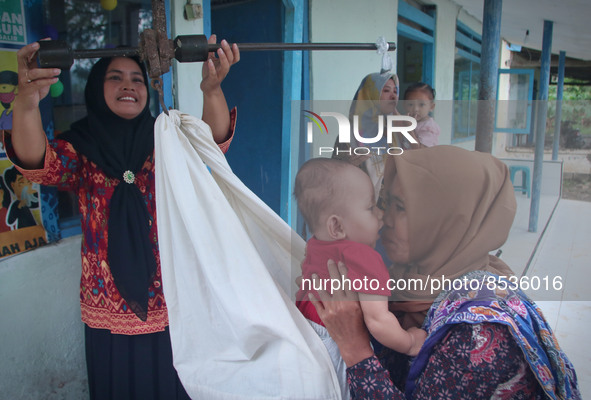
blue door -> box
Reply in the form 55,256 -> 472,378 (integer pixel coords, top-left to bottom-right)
211,0 -> 284,214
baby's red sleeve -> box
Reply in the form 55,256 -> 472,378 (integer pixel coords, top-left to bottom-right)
341,244 -> 391,296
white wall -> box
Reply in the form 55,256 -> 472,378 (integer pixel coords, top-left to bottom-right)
431,0 -> 461,145
0,236 -> 87,399
432,0 -> 460,99
308,0 -> 399,158
309,0 -> 399,101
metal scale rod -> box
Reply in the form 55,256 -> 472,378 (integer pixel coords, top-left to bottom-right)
208,41 -> 395,52
36,37 -> 396,70
73,41 -> 393,58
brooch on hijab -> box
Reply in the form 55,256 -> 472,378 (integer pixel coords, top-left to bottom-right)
123,170 -> 135,184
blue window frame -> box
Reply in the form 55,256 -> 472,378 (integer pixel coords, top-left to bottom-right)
495,69 -> 535,134
397,1 -> 436,93
452,22 -> 481,142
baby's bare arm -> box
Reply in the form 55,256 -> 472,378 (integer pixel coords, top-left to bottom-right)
359,294 -> 426,356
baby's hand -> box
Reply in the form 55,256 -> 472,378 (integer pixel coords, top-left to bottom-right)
407,327 -> 427,356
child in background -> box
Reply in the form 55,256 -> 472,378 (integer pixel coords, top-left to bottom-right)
403,82 -> 440,147
294,158 -> 426,357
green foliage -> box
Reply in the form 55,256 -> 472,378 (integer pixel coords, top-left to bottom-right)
549,78 -> 591,101
547,78 -> 591,138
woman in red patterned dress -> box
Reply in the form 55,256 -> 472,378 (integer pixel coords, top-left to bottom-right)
9,36 -> 239,399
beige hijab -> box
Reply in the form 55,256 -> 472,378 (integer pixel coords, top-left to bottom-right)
385,146 -> 517,328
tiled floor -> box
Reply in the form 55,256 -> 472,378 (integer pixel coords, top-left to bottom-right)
509,198 -> 591,397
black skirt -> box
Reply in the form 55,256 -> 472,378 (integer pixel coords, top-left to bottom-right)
84,325 -> 191,400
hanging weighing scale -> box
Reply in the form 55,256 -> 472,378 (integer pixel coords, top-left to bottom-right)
36,0 -> 396,113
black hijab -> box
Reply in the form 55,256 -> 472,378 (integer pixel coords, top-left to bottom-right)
60,56 -> 157,321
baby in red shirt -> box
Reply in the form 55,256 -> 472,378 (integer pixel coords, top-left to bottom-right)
294,157 -> 425,356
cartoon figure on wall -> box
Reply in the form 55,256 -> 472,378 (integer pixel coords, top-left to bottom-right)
0,50 -> 18,126
0,8 -> 51,257
0,176 -> 11,232
3,165 -> 39,229
0,160 -> 46,258
0,69 -> 17,130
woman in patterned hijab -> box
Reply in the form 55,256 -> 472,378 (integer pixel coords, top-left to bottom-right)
313,145 -> 580,399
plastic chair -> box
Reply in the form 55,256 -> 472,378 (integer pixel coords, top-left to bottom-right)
509,165 -> 531,198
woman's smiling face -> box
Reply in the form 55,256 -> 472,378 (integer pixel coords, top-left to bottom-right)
103,57 -> 147,119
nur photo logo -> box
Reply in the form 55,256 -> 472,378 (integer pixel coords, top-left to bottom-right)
303,110 -> 417,156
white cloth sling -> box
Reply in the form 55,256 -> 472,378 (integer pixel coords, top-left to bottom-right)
154,110 -> 342,400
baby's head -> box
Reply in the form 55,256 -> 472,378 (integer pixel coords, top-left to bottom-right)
294,158 -> 383,247
403,82 -> 435,122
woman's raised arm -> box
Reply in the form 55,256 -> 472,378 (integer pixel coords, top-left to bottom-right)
200,34 -> 240,144
11,41 -> 61,169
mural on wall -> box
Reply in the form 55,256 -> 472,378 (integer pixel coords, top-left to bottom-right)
0,47 -> 47,257
0,161 -> 47,258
